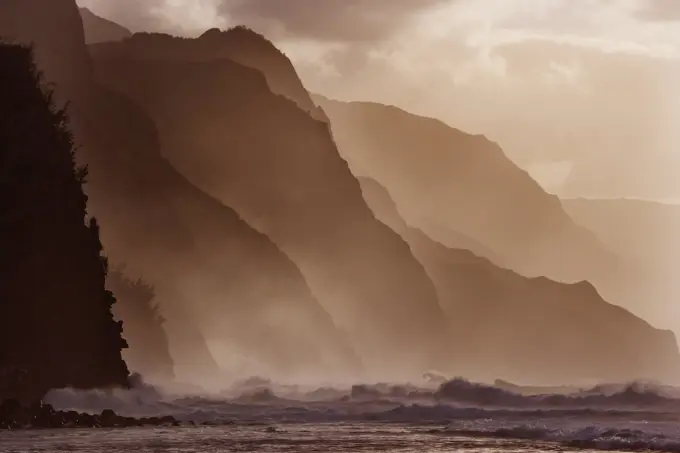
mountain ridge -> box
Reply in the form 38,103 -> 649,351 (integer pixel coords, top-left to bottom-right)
79,7 -> 132,44
314,95 -> 627,301
358,176 -> 680,384
91,40 -> 456,377
89,28 -> 327,121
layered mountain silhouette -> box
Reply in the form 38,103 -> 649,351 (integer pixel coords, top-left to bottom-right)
37,7 -> 680,382
359,177 -> 680,383
0,42 -> 128,402
314,96 -> 680,355
315,97 -> 619,284
89,31 -> 455,376
1,2 -> 677,390
79,7 -> 131,44
0,0 -> 358,383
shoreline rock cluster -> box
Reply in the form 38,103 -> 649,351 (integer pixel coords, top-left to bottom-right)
0,400 -> 179,430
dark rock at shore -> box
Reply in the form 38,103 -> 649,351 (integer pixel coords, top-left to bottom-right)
0,399 -> 178,430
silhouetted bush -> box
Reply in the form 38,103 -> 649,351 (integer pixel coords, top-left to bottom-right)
108,267 -> 174,381
0,43 -> 129,403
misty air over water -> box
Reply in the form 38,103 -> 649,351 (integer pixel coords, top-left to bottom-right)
2,0 -> 680,452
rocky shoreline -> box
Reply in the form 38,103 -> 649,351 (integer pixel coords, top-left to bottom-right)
0,400 -> 180,430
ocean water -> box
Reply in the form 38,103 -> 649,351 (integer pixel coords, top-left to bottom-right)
0,424 -> 621,452
4,378 -> 680,452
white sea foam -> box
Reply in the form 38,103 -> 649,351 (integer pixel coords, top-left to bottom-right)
37,374 -> 680,452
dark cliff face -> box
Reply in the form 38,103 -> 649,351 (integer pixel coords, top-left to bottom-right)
88,27 -> 325,120
91,41 -> 454,377
359,177 -> 680,384
79,7 -> 132,44
0,0 -> 214,383
316,96 -> 619,284
2,0 -> 358,382
0,43 -> 129,402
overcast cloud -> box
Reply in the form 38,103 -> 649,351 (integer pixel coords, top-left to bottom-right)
636,0 -> 680,21
220,0 -> 448,42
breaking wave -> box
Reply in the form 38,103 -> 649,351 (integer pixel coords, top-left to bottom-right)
42,374 -> 680,451
434,377 -> 680,408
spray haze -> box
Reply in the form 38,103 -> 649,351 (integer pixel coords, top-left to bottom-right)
69,0 -> 680,382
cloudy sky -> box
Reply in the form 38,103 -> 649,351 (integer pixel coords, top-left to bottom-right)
77,0 -> 680,197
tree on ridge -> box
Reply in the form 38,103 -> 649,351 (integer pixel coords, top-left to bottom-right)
108,266 -> 175,382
